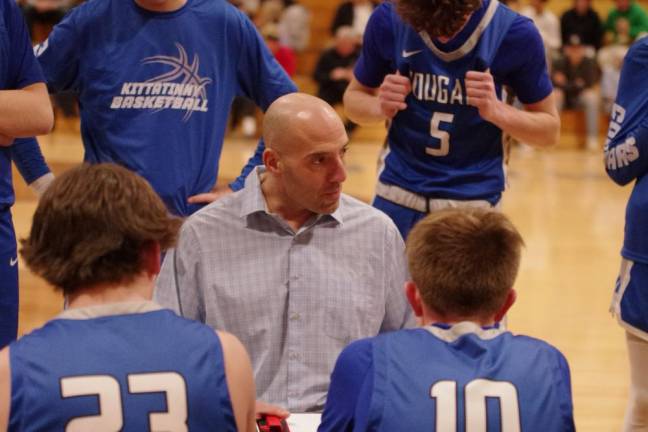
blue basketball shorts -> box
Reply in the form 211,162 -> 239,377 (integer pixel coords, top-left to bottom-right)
0,209 -> 18,348
611,258 -> 648,340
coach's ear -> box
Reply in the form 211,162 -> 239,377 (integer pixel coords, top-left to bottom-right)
263,148 -> 281,173
141,241 -> 162,278
405,281 -> 424,318
494,289 -> 517,323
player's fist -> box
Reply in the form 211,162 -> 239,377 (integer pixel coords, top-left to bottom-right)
378,73 -> 411,119
465,70 -> 502,123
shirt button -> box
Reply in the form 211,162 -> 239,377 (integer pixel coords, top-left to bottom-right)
289,352 -> 300,361
290,312 -> 301,321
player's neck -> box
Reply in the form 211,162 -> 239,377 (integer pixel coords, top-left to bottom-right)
420,308 -> 496,328
436,14 -> 473,43
134,0 -> 187,12
66,274 -> 155,309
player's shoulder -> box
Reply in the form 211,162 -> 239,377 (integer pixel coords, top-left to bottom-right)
626,37 -> 648,64
335,336 -> 375,371
501,10 -> 544,47
508,332 -> 568,363
365,1 -> 397,32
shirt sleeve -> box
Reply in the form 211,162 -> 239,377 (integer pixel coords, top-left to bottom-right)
5,0 -> 45,89
32,5 -> 83,92
381,221 -> 415,331
318,338 -> 374,432
10,137 -> 50,184
497,16 -> 553,104
353,3 -> 395,88
154,223 -> 205,322
604,40 -> 648,186
228,5 -> 297,190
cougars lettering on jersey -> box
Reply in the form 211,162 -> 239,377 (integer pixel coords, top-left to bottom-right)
410,72 -> 466,105
605,103 -> 640,171
110,44 -> 211,121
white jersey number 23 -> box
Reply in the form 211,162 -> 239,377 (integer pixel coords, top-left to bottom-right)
60,372 -> 188,432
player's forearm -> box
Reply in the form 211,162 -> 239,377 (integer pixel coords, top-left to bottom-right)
0,83 -> 53,140
343,86 -> 385,125
491,98 -> 560,148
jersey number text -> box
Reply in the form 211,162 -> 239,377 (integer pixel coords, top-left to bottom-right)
60,372 -> 188,432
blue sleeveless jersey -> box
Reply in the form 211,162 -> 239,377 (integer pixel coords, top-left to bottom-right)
604,38 -> 648,263
355,1 -> 552,202
319,323 -> 575,432
384,1 -> 515,201
8,304 -> 236,431
31,0 -> 296,216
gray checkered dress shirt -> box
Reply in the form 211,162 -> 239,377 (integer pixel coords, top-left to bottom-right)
155,167 -> 413,412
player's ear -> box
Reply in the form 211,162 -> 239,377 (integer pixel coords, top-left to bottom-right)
140,241 -> 161,278
405,281 -> 424,317
494,289 -> 516,323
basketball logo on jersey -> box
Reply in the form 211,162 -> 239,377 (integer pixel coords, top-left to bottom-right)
110,43 -> 212,121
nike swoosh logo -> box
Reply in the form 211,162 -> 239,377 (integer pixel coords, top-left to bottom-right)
402,49 -> 423,58
9,257 -> 18,267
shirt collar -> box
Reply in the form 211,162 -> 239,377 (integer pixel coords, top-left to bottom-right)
238,166 -> 345,225
56,301 -> 164,320
425,320 -> 506,342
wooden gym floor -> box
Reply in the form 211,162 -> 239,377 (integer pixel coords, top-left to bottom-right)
11,120 -> 630,430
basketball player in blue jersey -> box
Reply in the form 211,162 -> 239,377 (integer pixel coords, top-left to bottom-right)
0,0 -> 53,349
21,0 -> 297,217
344,0 -> 560,238
319,208 -> 575,432
605,37 -> 648,431
0,163 -> 258,431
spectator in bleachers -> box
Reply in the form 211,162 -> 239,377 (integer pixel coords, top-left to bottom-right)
330,0 -> 376,37
278,0 -> 310,52
552,34 -> 601,150
598,44 -> 627,113
560,0 -> 603,51
263,23 -> 297,77
604,0 -> 648,44
313,26 -> 360,131
521,0 -> 562,61
19,0 -> 72,41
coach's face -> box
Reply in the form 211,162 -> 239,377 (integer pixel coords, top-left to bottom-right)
279,121 -> 348,215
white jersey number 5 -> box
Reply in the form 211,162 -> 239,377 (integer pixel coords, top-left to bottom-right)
60,372 -> 188,432
427,112 -> 454,156
431,379 -> 521,432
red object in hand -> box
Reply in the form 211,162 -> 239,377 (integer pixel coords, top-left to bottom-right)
257,414 -> 290,432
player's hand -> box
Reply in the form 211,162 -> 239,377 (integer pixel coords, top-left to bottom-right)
378,72 -> 411,119
187,184 -> 234,204
0,133 -> 14,147
465,70 -> 502,123
255,400 -> 290,419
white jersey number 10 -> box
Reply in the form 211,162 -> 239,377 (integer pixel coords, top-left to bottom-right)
430,379 -> 521,432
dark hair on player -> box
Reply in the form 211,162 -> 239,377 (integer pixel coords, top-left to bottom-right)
406,208 -> 524,320
395,0 -> 483,39
21,163 -> 181,295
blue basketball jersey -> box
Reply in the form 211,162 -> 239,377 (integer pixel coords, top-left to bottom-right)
0,0 -> 46,210
355,1 -> 551,202
31,0 -> 296,216
604,37 -> 648,264
320,323 -> 574,432
8,303 -> 236,431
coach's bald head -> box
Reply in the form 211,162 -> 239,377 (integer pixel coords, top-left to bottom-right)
261,93 -> 348,224
263,93 -> 346,154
